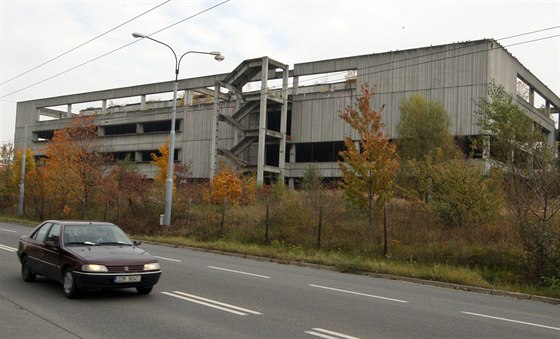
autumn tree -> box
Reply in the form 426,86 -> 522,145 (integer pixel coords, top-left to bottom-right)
151,140 -> 172,189
205,162 -> 243,205
477,81 -> 560,282
101,159 -> 156,228
338,84 -> 400,233
0,143 -> 15,209
42,115 -> 105,219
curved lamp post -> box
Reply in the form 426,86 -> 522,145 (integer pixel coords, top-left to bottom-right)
132,32 -> 224,226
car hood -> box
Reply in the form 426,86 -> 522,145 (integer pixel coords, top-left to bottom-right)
66,245 -> 157,264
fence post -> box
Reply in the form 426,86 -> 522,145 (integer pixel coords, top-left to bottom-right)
383,203 -> 388,256
316,204 -> 323,249
264,202 -> 270,243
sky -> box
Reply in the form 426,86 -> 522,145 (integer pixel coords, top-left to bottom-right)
1,0 -> 559,145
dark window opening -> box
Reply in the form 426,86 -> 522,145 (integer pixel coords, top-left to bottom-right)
266,144 -> 279,167
295,141 -> 346,163
104,123 -> 137,136
108,152 -> 136,162
265,107 -> 291,135
142,120 -> 181,133
35,130 -> 54,141
139,149 -> 179,162
140,150 -> 159,162
267,110 -> 281,132
455,136 -> 484,159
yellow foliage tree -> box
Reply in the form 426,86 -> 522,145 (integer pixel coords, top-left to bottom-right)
151,139 -> 174,190
206,163 -> 243,205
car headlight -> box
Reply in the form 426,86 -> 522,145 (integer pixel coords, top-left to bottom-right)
143,263 -> 160,271
82,264 -> 108,272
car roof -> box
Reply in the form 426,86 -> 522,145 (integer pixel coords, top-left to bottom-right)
42,220 -> 116,227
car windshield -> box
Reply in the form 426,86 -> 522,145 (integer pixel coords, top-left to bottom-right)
64,224 -> 133,246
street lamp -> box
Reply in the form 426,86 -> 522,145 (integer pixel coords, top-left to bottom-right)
132,32 -> 224,226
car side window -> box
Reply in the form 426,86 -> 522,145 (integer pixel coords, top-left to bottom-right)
46,223 -> 61,246
32,223 -> 52,243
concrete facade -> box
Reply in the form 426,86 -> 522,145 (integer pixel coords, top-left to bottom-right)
14,39 -> 560,184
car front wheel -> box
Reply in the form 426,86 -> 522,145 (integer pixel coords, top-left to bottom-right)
136,286 -> 153,295
21,257 -> 36,282
63,269 -> 79,298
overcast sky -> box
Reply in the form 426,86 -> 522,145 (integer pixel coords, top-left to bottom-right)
1,0 -> 559,144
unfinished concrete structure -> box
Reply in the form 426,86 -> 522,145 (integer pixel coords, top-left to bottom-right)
14,39 -> 560,185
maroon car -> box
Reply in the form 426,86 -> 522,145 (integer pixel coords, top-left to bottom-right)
17,220 -> 161,298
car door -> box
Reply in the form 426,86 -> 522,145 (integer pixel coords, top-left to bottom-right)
26,222 -> 52,276
42,223 -> 62,280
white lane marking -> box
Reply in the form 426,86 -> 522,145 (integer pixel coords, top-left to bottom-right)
305,330 -> 338,339
305,328 -> 360,339
208,265 -> 270,279
1,229 -> 16,233
462,311 -> 560,331
309,284 -> 407,303
0,244 -> 17,252
162,291 -> 262,316
154,255 -> 182,262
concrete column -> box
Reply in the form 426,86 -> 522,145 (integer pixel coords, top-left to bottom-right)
185,90 -> 193,106
67,104 -> 72,118
293,75 -> 299,95
210,82 -> 221,179
483,136 -> 491,174
257,57 -> 269,184
102,100 -> 107,114
141,95 -> 146,110
288,144 -> 296,188
529,87 -> 535,106
278,63 -> 289,180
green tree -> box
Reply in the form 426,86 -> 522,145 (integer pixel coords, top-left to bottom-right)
302,164 -> 324,209
476,80 -> 541,165
397,94 -> 455,161
338,84 -> 400,233
476,81 -> 560,282
410,150 -> 502,228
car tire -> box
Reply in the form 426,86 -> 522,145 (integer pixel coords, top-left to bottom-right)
21,257 -> 36,282
63,269 -> 79,299
136,286 -> 153,295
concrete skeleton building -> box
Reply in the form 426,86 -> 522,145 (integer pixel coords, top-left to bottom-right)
14,39 -> 560,185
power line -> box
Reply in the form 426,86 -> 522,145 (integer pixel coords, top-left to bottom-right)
0,0 -> 231,99
498,25 -> 559,40
0,0 -> 172,86
1,17 -> 555,100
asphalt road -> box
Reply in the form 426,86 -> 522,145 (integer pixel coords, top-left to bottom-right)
1,221 -> 558,338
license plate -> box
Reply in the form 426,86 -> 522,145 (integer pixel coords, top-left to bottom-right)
114,275 -> 141,283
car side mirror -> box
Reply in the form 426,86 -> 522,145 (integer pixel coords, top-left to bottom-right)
133,240 -> 142,247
